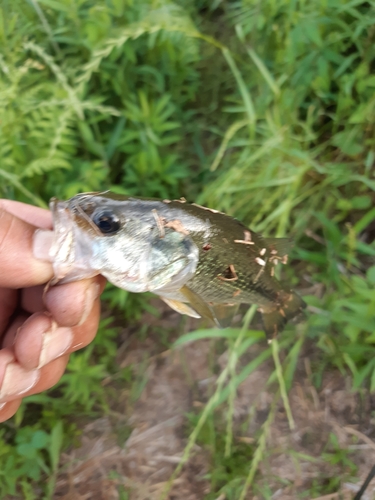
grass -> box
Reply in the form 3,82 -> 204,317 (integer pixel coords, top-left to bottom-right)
0,0 -> 375,498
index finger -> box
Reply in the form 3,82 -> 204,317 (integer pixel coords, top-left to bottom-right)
0,204 -> 54,288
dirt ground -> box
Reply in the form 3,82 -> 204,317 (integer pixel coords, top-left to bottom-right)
53,306 -> 375,500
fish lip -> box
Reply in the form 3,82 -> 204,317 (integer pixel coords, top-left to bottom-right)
49,197 -> 74,237
49,198 -> 76,282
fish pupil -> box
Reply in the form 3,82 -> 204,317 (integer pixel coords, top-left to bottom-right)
92,211 -> 120,234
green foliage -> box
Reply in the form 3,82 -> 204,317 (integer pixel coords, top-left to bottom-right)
1,0 -> 375,497
305,433 -> 358,496
186,412 -> 255,500
0,0 -> 202,204
0,421 -> 63,499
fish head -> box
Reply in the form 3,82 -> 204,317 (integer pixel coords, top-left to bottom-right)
49,193 -> 199,292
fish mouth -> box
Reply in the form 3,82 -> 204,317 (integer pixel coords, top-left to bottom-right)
49,198 -> 77,283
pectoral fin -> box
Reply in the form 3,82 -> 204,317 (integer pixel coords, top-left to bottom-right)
180,285 -> 221,327
161,297 -> 201,319
179,286 -> 238,329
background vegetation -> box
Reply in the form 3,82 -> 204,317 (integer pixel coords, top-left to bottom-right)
0,0 -> 374,498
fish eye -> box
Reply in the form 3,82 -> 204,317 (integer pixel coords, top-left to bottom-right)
92,210 -> 121,235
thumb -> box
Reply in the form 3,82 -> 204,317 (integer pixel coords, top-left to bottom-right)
0,208 -> 54,288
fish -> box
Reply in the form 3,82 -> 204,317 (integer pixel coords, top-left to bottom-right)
48,191 -> 306,338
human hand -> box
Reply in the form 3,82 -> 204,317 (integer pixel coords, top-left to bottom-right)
0,200 -> 106,422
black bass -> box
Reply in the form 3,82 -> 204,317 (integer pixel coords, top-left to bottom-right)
48,192 -> 306,337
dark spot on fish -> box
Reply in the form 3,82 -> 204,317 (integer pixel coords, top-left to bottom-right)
218,264 -> 238,282
202,243 -> 212,251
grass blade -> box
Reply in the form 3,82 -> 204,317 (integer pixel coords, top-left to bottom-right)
222,48 -> 256,136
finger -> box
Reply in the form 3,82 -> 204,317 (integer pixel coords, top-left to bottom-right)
21,275 -> 105,325
0,287 -> 17,334
0,348 -> 15,382
0,295 -> 101,406
27,353 -> 69,396
43,275 -> 106,327
13,313 -> 70,370
14,298 -> 101,370
0,209 -> 53,288
0,348 -> 39,403
1,313 -> 28,350
0,200 -> 52,229
0,354 -> 68,421
69,297 -> 101,352
0,399 -> 22,423
0,353 -> 69,404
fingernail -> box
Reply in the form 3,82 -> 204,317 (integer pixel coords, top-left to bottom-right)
33,229 -> 55,261
78,282 -> 101,326
38,325 -> 73,368
0,364 -> 39,402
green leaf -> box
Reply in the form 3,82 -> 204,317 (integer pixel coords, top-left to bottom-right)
49,421 -> 63,472
174,328 -> 263,346
16,443 -> 37,460
222,48 -> 256,135
31,430 -> 49,450
367,266 -> 375,285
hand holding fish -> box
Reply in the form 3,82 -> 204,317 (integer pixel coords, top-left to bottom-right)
0,200 -> 105,422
